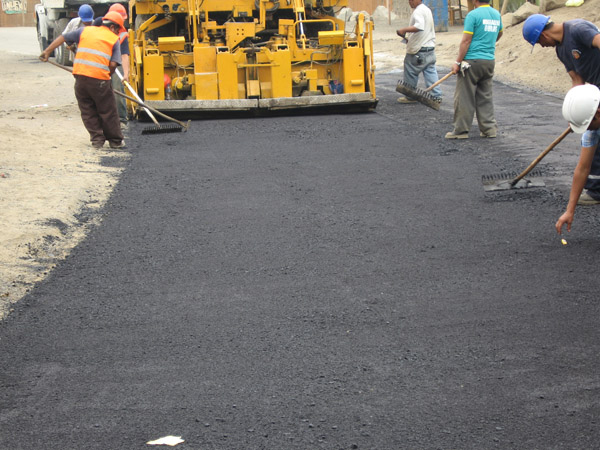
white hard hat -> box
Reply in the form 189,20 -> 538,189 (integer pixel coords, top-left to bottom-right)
562,84 -> 600,134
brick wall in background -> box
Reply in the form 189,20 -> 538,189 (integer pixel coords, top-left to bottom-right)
1,0 -> 36,27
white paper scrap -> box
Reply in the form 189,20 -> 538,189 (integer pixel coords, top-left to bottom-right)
146,435 -> 185,446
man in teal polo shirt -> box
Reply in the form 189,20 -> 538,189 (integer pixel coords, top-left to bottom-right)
445,0 -> 503,139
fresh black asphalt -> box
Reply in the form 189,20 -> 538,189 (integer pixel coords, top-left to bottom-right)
1,73 -> 599,449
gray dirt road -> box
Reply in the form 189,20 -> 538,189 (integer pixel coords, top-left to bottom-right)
1,70 -> 600,449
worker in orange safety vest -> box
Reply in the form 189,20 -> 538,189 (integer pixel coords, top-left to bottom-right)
40,11 -> 125,149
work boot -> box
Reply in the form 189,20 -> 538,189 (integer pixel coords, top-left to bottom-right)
480,131 -> 497,138
397,97 -> 416,104
577,190 -> 600,205
445,131 -> 468,139
109,141 -> 127,149
91,141 -> 104,149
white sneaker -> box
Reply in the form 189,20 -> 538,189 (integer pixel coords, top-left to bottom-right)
577,190 -> 600,205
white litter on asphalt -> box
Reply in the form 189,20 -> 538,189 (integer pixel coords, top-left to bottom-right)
146,435 -> 185,446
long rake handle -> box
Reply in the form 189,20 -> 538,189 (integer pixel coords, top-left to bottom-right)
47,59 -> 73,72
509,126 -> 573,187
114,70 -> 160,128
113,90 -> 188,130
44,59 -> 188,131
423,71 -> 454,92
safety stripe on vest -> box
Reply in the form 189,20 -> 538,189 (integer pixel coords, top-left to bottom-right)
588,175 -> 600,179
77,46 -> 112,60
73,58 -> 110,72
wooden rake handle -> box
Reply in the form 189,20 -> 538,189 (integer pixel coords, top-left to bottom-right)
509,126 -> 573,187
113,90 -> 189,130
423,72 -> 454,92
44,59 -> 189,131
46,59 -> 73,72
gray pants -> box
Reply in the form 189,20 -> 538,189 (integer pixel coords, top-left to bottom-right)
403,50 -> 442,99
452,59 -> 496,135
111,66 -> 128,123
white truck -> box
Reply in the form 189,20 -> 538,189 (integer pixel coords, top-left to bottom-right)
35,0 -> 117,65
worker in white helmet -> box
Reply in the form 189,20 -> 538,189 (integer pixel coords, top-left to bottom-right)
556,84 -> 600,234
523,15 -> 600,205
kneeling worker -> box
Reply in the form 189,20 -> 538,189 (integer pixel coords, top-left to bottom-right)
39,11 -> 125,149
556,84 -> 600,234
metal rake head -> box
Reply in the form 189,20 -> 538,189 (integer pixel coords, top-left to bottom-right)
396,80 -> 441,111
141,123 -> 184,135
481,170 -> 544,184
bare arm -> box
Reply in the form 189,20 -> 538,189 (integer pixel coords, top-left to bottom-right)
39,35 -> 66,61
452,33 -> 473,74
397,26 -> 421,37
592,33 -> 600,49
568,70 -> 586,87
496,30 -> 503,42
121,54 -> 130,80
556,145 -> 597,234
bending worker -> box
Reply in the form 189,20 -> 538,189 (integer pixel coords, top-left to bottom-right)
556,84 -> 600,235
523,14 -> 600,205
445,0 -> 503,140
396,0 -> 442,104
39,11 -> 125,149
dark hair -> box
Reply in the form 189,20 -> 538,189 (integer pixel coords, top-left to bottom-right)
543,21 -> 554,30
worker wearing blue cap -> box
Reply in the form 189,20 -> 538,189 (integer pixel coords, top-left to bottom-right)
523,14 -> 600,204
62,4 -> 94,57
64,4 -> 94,34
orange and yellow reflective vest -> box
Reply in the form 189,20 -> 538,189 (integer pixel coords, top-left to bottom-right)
73,26 -> 119,81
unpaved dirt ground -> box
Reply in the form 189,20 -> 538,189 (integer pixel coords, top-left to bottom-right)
373,0 -> 600,94
0,1 -> 598,317
0,28 -> 127,318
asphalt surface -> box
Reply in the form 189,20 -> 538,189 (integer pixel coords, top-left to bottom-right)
1,73 -> 600,449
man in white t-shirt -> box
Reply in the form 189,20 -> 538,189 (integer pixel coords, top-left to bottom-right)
396,0 -> 442,103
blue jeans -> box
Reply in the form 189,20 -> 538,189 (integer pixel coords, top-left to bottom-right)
582,128 -> 600,192
403,50 -> 442,99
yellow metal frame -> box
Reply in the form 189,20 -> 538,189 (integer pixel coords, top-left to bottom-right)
128,0 -> 376,115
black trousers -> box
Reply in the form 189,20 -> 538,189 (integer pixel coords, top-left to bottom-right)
74,75 -> 123,146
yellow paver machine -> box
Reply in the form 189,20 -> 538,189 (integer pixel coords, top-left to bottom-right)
127,0 -> 377,117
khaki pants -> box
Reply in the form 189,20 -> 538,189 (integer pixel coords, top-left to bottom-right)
111,67 -> 128,123
452,59 -> 497,136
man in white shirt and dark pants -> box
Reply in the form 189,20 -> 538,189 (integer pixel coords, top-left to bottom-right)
396,0 -> 442,103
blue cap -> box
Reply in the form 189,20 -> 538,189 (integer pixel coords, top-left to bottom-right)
78,4 -> 94,23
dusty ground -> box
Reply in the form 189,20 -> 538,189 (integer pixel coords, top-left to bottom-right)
0,1 -> 598,318
374,0 -> 600,94
0,29 -> 127,318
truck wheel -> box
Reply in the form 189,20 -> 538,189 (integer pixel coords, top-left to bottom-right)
54,18 -> 71,66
